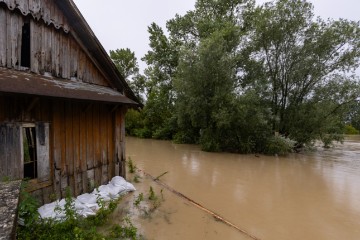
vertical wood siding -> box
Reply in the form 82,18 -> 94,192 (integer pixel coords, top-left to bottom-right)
0,5 -> 109,86
0,96 -> 125,201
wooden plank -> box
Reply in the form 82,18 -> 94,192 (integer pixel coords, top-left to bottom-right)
45,27 -> 52,72
16,15 -> 23,70
12,124 -> 24,179
0,124 -> 7,179
6,11 -> 12,68
53,169 -> 61,199
78,49 -> 85,81
30,20 -> 39,73
86,104 -> 94,169
65,101 -> 74,195
69,37 -> 78,79
107,109 -> 115,180
58,32 -> 64,78
87,169 -> 95,191
79,103 -> 87,193
62,34 -> 70,79
52,101 -> 62,197
0,9 -> 6,67
59,101 -> 67,197
93,104 -> 101,186
36,122 -> 50,182
114,108 -> 122,177
40,24 -> 46,73
100,106 -> 108,184
11,12 -> 18,68
6,124 -> 14,179
72,103 -> 80,196
53,26 -> 60,76
120,108 -> 126,178
7,123 -> 21,179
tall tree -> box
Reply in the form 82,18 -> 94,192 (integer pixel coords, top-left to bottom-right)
110,48 -> 145,103
110,48 -> 139,80
239,0 -> 360,145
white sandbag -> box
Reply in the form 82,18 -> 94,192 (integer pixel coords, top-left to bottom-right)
37,176 -> 136,220
92,187 -> 111,202
74,199 -> 96,217
125,182 -> 136,192
110,176 -> 136,193
77,193 -> 99,211
110,176 -> 127,187
38,200 -> 66,220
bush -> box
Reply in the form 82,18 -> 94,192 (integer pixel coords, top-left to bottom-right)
264,135 -> 295,156
344,124 -> 359,135
320,133 -> 343,148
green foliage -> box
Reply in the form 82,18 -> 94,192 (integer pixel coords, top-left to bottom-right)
127,157 -> 136,174
124,0 -> 360,152
1,176 -> 10,182
133,175 -> 141,183
18,181 -> 40,228
264,135 -> 296,156
134,193 -> 144,206
110,48 -> 139,80
110,48 -> 145,104
321,134 -> 344,148
344,124 -> 359,135
108,217 -> 138,240
148,186 -> 156,201
17,186 -> 140,240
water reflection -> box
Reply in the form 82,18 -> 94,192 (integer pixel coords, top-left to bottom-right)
126,136 -> 360,240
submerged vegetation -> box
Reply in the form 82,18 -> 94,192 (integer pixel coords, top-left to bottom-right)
112,0 -> 360,154
17,183 -> 141,240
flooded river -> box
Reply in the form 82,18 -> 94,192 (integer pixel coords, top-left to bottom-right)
116,136 -> 360,240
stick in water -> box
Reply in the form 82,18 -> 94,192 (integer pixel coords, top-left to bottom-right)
138,169 -> 262,240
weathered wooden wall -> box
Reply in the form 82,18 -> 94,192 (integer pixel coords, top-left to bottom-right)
0,95 -> 126,203
0,0 -> 70,32
0,4 -> 109,86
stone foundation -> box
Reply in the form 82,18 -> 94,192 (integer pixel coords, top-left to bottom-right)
0,181 -> 21,240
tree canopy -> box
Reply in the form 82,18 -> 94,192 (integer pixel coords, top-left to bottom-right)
118,0 -> 360,153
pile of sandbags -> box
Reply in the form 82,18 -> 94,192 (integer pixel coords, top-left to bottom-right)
38,176 -> 135,220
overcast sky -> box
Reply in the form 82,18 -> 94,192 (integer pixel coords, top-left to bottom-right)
73,0 -> 360,71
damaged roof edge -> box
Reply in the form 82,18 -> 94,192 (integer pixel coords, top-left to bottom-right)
55,0 -> 140,106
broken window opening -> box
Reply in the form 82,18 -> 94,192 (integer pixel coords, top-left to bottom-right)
21,21 -> 31,68
23,126 -> 37,179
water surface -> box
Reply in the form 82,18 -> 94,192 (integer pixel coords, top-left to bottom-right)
123,136 -> 360,240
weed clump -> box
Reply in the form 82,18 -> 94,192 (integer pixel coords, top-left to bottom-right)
127,157 -> 136,174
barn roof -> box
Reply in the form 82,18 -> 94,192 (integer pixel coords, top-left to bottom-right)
0,68 -> 138,105
0,0 -> 140,106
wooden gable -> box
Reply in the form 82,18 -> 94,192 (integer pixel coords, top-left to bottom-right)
0,0 -> 111,87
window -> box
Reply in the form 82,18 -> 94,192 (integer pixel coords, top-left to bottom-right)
21,21 -> 31,68
23,125 -> 37,179
0,122 -> 50,182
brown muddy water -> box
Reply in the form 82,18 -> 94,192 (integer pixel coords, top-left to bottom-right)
110,136 -> 360,240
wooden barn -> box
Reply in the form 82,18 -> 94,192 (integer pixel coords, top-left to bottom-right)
0,0 -> 140,203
